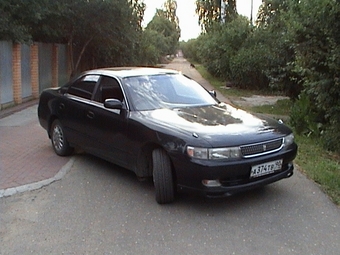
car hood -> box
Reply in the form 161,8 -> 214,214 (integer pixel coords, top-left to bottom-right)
137,103 -> 291,146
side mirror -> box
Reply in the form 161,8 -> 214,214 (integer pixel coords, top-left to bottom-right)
209,90 -> 217,98
104,99 -> 123,110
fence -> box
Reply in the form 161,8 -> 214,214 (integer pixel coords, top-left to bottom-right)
0,41 -> 70,109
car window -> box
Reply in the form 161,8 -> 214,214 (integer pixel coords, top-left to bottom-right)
123,74 -> 217,111
67,75 -> 100,100
93,76 -> 124,103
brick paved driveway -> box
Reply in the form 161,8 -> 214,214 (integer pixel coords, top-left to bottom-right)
0,104 -> 70,193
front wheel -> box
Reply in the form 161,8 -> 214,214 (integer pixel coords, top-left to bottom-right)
50,119 -> 74,156
152,149 -> 175,204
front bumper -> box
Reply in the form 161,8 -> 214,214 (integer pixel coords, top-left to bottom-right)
177,163 -> 294,197
173,145 -> 297,197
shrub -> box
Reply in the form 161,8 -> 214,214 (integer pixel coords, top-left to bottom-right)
289,93 -> 322,136
229,44 -> 269,89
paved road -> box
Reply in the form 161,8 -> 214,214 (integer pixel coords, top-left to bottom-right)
0,57 -> 339,255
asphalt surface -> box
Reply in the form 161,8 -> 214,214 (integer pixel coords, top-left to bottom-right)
0,57 -> 339,255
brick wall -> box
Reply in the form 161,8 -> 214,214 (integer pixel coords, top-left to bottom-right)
12,43 -> 22,104
30,44 -> 39,99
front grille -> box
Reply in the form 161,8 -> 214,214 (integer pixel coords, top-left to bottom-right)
240,138 -> 283,158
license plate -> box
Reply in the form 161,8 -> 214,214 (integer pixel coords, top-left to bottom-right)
250,159 -> 283,178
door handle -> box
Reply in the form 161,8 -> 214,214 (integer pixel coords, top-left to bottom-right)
87,111 -> 95,119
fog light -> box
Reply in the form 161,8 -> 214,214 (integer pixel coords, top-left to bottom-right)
202,179 -> 221,187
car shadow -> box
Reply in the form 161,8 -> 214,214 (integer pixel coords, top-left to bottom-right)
73,152 -> 295,214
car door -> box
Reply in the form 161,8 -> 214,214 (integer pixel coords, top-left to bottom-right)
60,74 -> 100,150
84,75 -> 132,169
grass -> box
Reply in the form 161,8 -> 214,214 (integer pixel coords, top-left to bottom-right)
294,135 -> 340,205
195,65 -> 225,90
195,64 -> 340,205
196,65 -> 254,98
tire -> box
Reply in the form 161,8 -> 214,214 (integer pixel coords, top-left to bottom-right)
152,148 -> 175,204
50,119 -> 74,156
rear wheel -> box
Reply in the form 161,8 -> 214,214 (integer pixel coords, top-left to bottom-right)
50,119 -> 74,156
152,149 -> 175,204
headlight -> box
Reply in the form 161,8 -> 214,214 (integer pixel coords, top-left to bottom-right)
187,146 -> 208,159
187,146 -> 241,160
284,133 -> 295,147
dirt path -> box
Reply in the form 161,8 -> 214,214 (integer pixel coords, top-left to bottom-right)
164,57 -> 232,104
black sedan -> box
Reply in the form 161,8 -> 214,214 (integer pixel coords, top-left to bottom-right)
38,67 -> 297,204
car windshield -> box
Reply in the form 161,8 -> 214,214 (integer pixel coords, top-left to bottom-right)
123,74 -> 218,110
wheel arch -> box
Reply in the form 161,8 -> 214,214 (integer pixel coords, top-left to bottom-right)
48,115 -> 58,138
135,143 -> 177,182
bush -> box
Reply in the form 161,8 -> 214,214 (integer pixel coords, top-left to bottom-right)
229,44 -> 269,89
289,93 -> 322,136
323,124 -> 340,152
180,39 -> 200,62
193,16 -> 251,80
288,0 -> 340,151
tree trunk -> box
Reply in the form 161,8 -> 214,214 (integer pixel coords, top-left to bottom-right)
69,35 -> 95,78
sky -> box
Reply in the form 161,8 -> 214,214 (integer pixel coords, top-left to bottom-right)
142,0 -> 262,41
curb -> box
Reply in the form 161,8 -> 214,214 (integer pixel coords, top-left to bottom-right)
0,99 -> 39,119
0,158 -> 75,198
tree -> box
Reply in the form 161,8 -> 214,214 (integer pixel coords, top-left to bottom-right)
146,15 -> 179,56
253,0 -> 302,97
33,0 -> 143,75
129,0 -> 146,28
196,0 -> 237,32
161,0 -> 179,26
0,0 -> 48,43
83,0 -> 143,67
156,0 -> 181,43
256,0 -> 291,28
223,0 -> 237,22
180,38 -> 201,62
138,29 -> 167,65
0,0 -> 146,74
61,0 -> 139,75
287,0 -> 340,150
195,16 -> 251,79
145,0 -> 181,57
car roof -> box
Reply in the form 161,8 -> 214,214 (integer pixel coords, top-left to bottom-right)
83,67 -> 179,78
